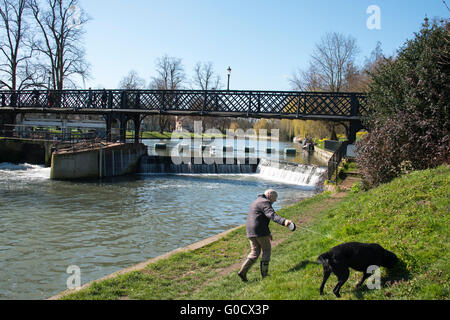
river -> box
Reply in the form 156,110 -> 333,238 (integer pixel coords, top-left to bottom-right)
0,139 -> 326,299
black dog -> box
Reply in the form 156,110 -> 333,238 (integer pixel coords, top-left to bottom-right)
317,242 -> 398,298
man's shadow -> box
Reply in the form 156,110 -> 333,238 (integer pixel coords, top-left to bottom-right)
288,260 -> 319,272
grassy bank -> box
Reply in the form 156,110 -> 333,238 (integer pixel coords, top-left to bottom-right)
314,132 -> 368,151
62,165 -> 449,300
130,131 -> 227,140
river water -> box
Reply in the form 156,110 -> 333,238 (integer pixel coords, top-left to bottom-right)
0,139 -> 326,299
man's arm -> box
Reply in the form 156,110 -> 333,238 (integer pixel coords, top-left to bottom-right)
261,201 -> 287,226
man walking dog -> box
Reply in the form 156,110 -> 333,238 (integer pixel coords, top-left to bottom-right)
238,189 -> 292,281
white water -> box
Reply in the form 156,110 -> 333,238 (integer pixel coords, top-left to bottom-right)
139,161 -> 256,175
256,159 -> 326,187
0,162 -> 51,182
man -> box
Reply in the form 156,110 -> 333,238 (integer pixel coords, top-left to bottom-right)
238,189 -> 292,281
32,88 -> 40,107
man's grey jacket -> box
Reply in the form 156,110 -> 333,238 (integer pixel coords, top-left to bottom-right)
246,194 -> 286,238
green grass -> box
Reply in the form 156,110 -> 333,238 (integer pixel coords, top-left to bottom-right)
341,160 -> 358,173
314,139 -> 325,150
331,160 -> 360,185
63,165 -> 449,300
314,132 -> 367,151
138,131 -> 172,139
127,131 -> 227,140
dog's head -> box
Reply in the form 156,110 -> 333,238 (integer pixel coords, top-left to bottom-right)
381,249 -> 398,269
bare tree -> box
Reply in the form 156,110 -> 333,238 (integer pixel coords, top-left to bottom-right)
311,32 -> 359,92
150,54 -> 185,133
353,41 -> 385,91
188,61 -> 227,131
118,70 -> 146,89
290,64 -> 324,91
291,32 -> 359,93
30,0 -> 90,90
363,41 -> 384,75
290,32 -> 360,140
192,61 -> 222,90
151,54 -> 185,90
365,41 -> 384,68
0,0 -> 39,90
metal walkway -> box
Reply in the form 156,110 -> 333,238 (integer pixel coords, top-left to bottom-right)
0,89 -> 366,121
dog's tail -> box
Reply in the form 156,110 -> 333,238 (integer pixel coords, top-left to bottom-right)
317,252 -> 330,267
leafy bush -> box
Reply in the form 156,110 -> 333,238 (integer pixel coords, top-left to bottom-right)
350,181 -> 363,195
357,19 -> 449,188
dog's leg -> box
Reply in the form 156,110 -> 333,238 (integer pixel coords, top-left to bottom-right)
332,265 -> 349,298
356,272 -> 371,288
319,265 -> 331,295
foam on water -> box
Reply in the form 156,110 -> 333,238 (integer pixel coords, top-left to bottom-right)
0,162 -> 51,181
255,159 -> 326,187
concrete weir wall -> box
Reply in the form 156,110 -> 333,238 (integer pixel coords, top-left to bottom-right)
139,155 -> 259,174
314,147 -> 334,163
50,143 -> 147,180
0,139 -> 55,166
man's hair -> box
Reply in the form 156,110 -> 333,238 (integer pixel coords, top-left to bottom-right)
264,189 -> 278,199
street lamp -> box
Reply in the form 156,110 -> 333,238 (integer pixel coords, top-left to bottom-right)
227,66 -> 231,90
47,71 -> 52,90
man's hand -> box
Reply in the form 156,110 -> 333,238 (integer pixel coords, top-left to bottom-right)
284,219 -> 293,227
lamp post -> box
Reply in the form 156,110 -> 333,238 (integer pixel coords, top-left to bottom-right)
227,66 -> 231,90
47,71 -> 52,90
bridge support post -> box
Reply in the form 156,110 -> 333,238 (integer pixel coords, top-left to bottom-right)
133,115 -> 142,144
16,113 -> 25,137
119,115 -> 127,143
348,120 -> 363,144
125,114 -> 142,144
0,112 -> 16,137
347,93 -> 363,144
105,114 -> 112,142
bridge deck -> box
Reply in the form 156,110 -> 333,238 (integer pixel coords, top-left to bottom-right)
0,107 -> 362,121
0,89 -> 367,121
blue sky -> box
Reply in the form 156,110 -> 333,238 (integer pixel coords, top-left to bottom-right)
79,0 -> 449,90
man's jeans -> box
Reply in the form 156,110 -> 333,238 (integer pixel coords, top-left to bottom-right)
247,236 -> 271,262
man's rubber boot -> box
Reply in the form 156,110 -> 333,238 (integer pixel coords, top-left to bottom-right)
260,261 -> 270,278
238,258 -> 256,282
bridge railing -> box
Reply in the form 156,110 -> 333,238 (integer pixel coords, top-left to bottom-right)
327,141 -> 349,183
0,127 -> 101,142
0,89 -> 367,118
0,125 -> 144,144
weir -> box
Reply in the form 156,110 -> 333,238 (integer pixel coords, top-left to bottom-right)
139,155 -> 258,174
138,155 -> 326,187
256,158 -> 327,187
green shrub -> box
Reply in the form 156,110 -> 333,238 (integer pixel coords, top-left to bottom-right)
357,19 -> 449,189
